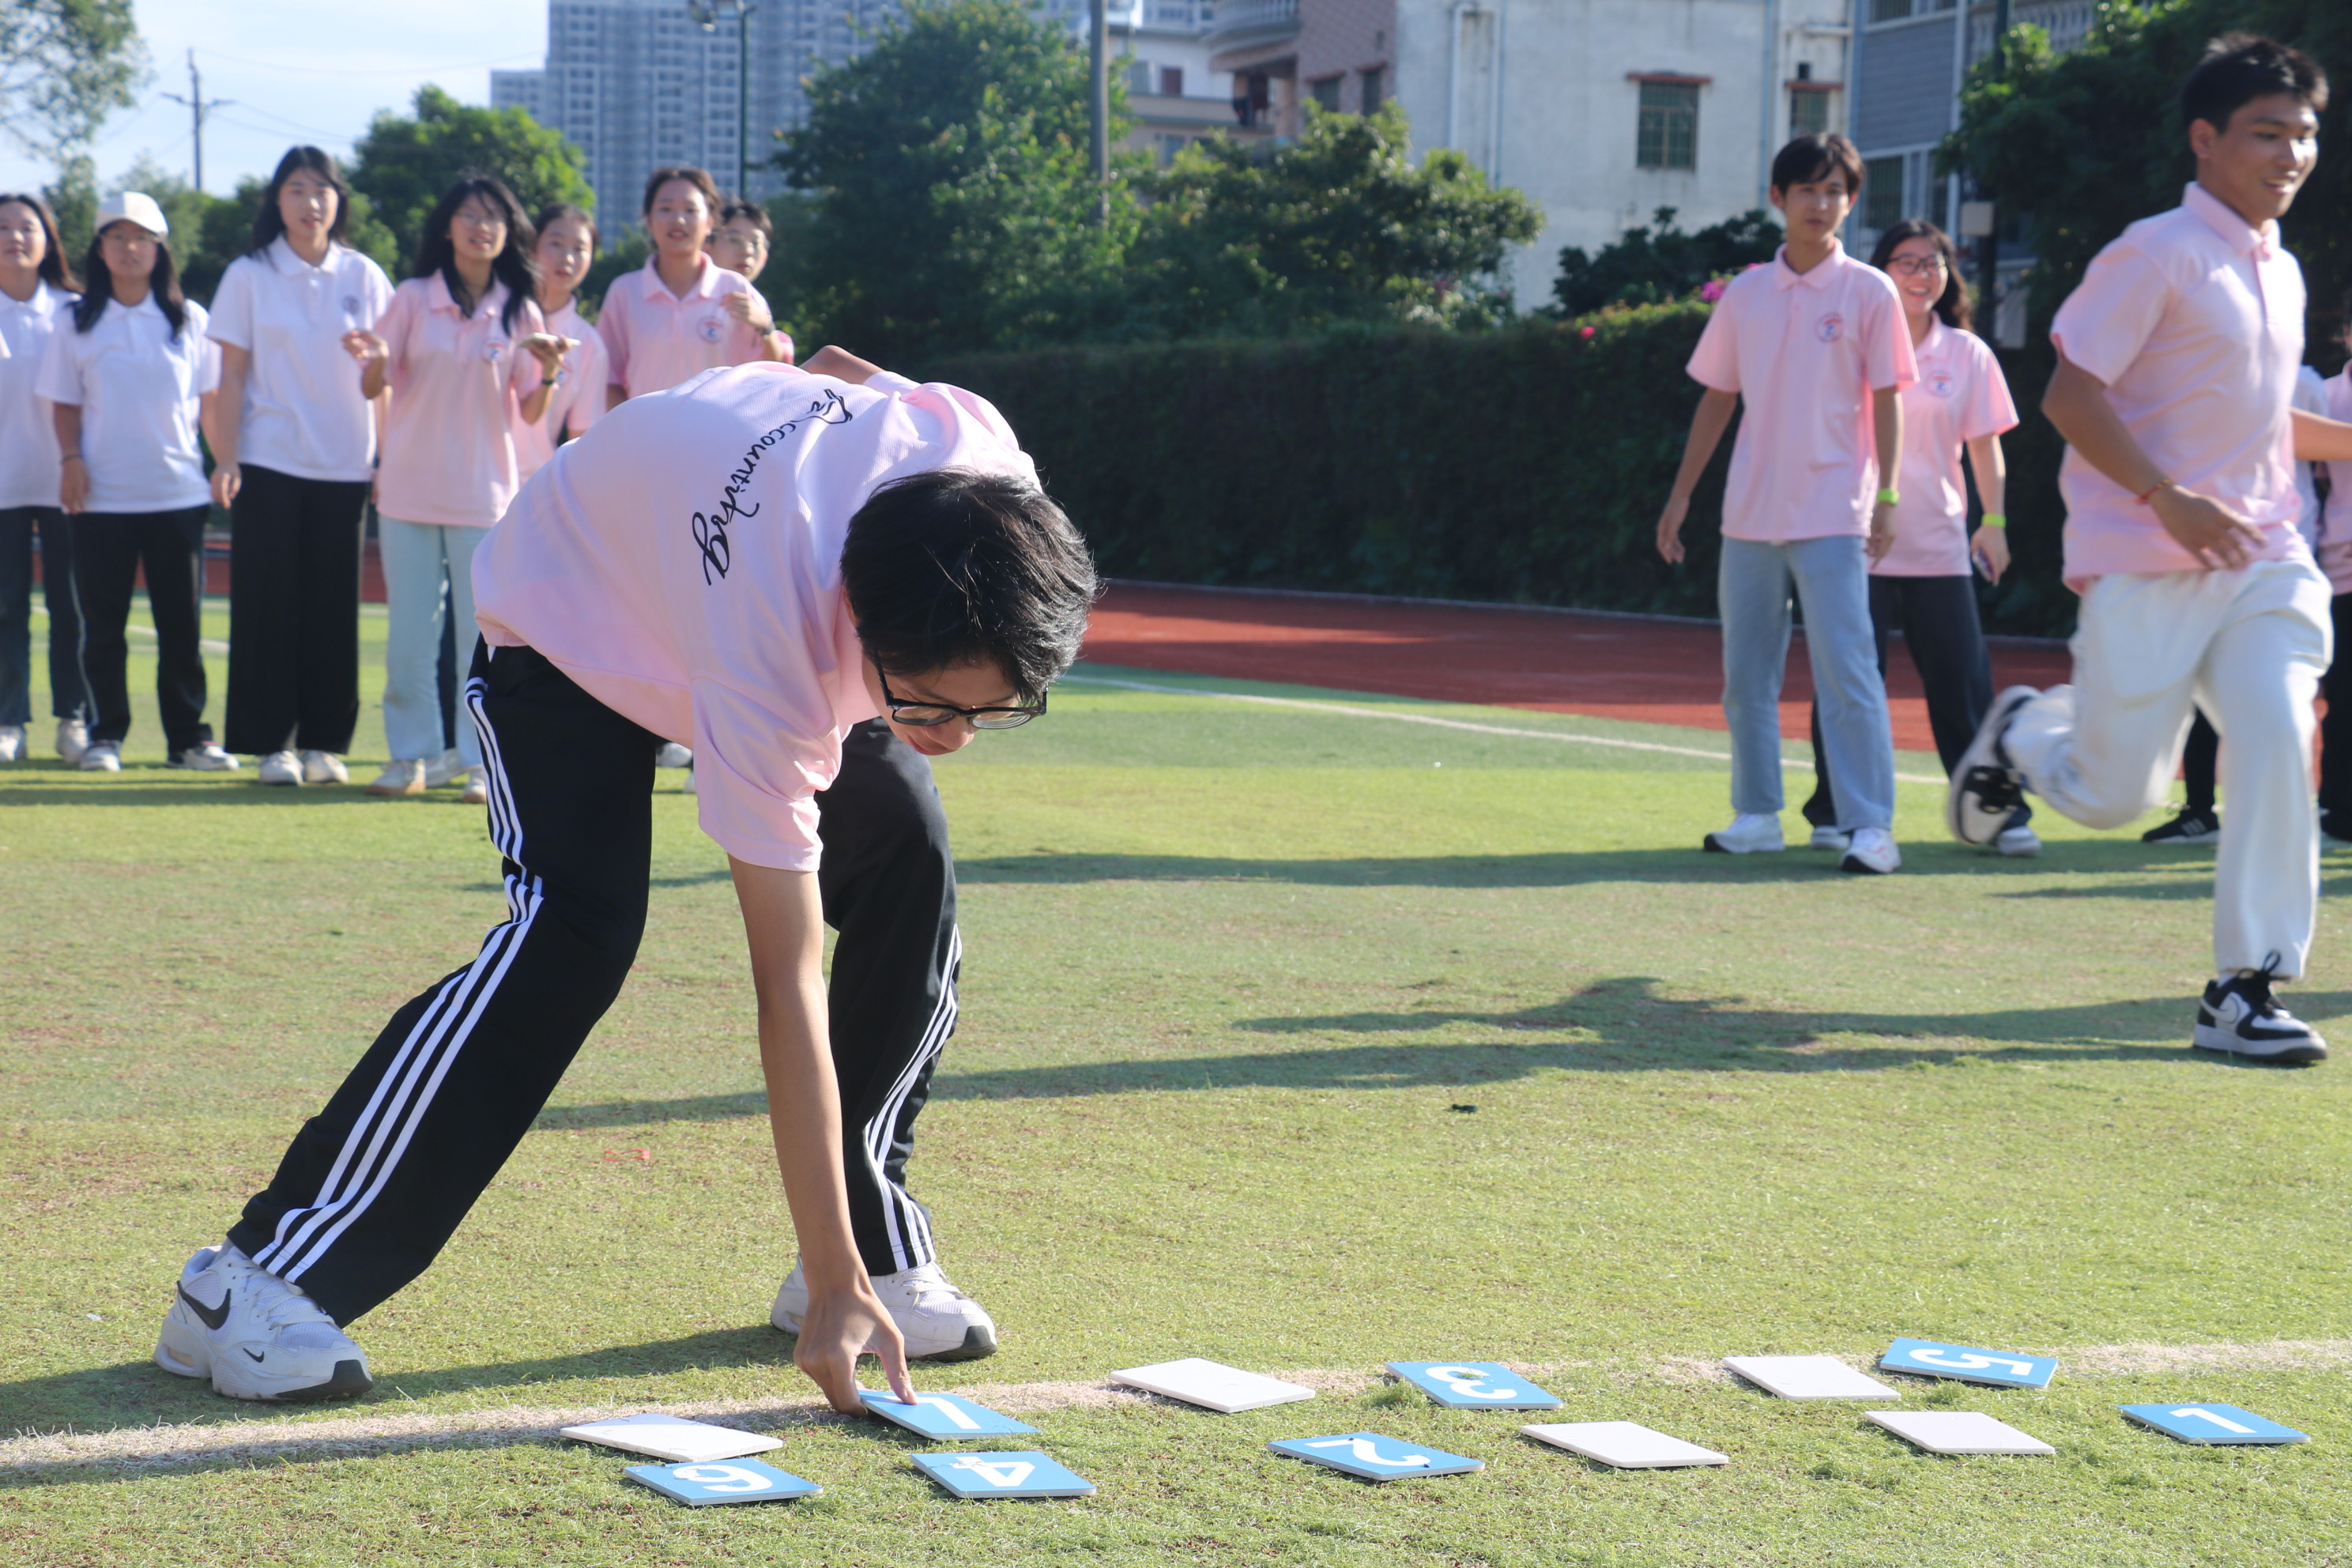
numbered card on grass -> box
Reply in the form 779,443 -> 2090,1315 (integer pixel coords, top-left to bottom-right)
1521,1421 -> 1728,1469
910,1449 -> 1096,1499
2120,1404 -> 2310,1446
1387,1361 -> 1562,1411
859,1389 -> 1038,1440
1110,1358 -> 1315,1413
1268,1432 -> 1483,1482
560,1412 -> 782,1463
1722,1355 -> 1901,1400
624,1458 -> 821,1506
1878,1338 -> 2056,1390
1868,1410 -> 2055,1456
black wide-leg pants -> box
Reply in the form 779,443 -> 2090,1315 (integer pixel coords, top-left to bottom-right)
71,505 -> 213,753
224,464 -> 370,757
229,642 -> 962,1325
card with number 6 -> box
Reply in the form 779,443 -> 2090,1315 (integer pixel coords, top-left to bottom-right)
1387,1361 -> 1563,1411
624,1458 -> 823,1506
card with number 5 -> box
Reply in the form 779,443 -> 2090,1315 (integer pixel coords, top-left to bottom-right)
1387,1361 -> 1563,1411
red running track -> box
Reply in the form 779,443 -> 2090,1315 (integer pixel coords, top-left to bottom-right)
1080,582 -> 2075,756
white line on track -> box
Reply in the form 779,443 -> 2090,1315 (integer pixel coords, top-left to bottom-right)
1061,673 -> 1948,786
10,1339 -> 2348,1474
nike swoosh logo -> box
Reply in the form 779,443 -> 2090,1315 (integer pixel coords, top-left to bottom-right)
177,1283 -> 232,1332
243,1348 -> 265,1362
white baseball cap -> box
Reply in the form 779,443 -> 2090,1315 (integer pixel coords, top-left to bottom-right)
96,191 -> 168,239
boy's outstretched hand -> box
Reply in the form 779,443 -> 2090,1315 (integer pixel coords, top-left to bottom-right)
793,1275 -> 916,1411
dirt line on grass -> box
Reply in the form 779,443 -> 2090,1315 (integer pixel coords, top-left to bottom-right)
13,1340 -> 2352,1476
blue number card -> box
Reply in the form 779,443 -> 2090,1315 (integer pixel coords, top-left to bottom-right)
1386,1362 -> 1562,1411
1879,1338 -> 2056,1389
910,1450 -> 1096,1499
1268,1431 -> 1485,1483
624,1458 -> 823,1506
859,1389 -> 1039,1440
2120,1404 -> 2310,1446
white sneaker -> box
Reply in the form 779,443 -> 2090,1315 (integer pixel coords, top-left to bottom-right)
1807,824 -> 1850,850
78,741 -> 121,772
301,750 -> 349,785
655,741 -> 694,769
169,743 -> 239,771
1702,812 -> 1784,854
1949,687 -> 2038,846
153,1244 -> 373,1402
1840,827 -> 1902,874
0,724 -> 21,762
771,1258 -> 999,1362
460,770 -> 488,805
2195,962 -> 2328,1065
1995,824 -> 2041,858
257,749 -> 303,786
55,717 -> 89,763
366,758 -> 429,797
423,747 -> 466,788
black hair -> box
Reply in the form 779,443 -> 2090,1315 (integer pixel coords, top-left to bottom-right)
1770,133 -> 1865,197
1870,217 -> 1971,331
0,193 -> 80,292
840,469 -> 1097,704
2182,33 -> 2328,135
716,200 -> 772,238
533,202 -> 598,249
74,218 -> 187,337
411,173 -> 537,334
248,145 -> 354,256
641,165 -> 722,219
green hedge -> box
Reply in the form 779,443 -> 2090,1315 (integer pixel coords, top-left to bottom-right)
929,306 -> 2078,637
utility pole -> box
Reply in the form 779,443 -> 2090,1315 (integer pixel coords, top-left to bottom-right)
688,0 -> 758,198
1089,0 -> 1110,221
161,50 -> 234,194
1975,0 -> 2011,335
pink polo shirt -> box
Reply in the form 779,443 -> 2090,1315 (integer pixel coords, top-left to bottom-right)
2050,183 -> 2309,588
1873,319 -> 2018,577
511,298 -> 606,481
473,364 -> 1038,871
375,275 -> 545,528
1687,241 -> 1917,542
597,254 -> 767,399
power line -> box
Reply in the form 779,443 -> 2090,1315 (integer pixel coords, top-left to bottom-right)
160,50 -> 235,192
192,47 -> 544,79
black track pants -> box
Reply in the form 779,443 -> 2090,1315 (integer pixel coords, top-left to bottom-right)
229,643 -> 961,1325
72,506 -> 213,753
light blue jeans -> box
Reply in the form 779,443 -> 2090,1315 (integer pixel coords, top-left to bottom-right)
379,514 -> 484,768
1719,533 -> 1894,831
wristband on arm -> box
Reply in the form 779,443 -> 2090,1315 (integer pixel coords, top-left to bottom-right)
1875,488 -> 1900,507
1979,513 -> 2007,529
2133,477 -> 2174,506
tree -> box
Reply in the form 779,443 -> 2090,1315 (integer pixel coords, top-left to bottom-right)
775,0 -> 1134,360
1550,206 -> 1780,317
347,85 -> 593,273
1131,104 -> 1544,339
1947,0 -> 2351,364
0,0 -> 145,159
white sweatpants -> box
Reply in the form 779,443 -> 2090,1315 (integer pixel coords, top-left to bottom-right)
2006,558 -> 2331,978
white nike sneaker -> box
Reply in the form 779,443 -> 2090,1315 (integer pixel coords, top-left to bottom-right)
2194,962 -> 2328,1065
168,743 -> 239,771
366,757 -> 429,797
256,749 -> 303,786
1703,812 -> 1785,854
154,1244 -> 373,1401
771,1259 -> 999,1362
78,741 -> 121,771
0,724 -> 21,762
655,741 -> 693,768
423,747 -> 466,788
55,717 -> 89,763
301,750 -> 349,785
1839,826 -> 1902,874
1994,823 -> 2042,858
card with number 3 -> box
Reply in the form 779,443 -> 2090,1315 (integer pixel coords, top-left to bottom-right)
1387,1361 -> 1563,1411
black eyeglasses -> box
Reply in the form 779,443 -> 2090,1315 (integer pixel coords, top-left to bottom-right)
1885,254 -> 1950,277
876,666 -> 1046,729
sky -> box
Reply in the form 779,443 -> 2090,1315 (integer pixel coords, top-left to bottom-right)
0,0 -> 548,198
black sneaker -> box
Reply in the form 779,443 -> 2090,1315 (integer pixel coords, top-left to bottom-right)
2194,958 -> 2328,1064
2142,808 -> 2221,845
1947,687 -> 2039,846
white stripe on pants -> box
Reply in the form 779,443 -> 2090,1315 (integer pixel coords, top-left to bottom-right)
379,514 -> 485,767
2005,557 -> 2331,978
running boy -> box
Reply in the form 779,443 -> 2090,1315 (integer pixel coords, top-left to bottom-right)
153,347 -> 1096,1406
1659,134 -> 1917,873
1950,35 -> 2352,1062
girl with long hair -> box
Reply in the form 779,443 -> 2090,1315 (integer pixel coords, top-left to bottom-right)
37,193 -> 231,772
346,172 -> 566,801
1801,217 -> 2034,854
513,202 -> 606,482
209,145 -> 394,788
598,165 -> 783,413
0,190 -> 89,764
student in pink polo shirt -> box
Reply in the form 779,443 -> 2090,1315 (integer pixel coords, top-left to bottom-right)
600,167 -> 783,410
1659,134 -> 1917,874
153,346 -> 1095,1411
513,203 -> 606,482
348,175 -> 566,802
1951,36 -> 2352,1063
1800,218 -> 2034,856
708,199 -> 795,364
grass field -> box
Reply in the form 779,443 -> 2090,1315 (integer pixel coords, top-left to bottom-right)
8,595 -> 2352,1566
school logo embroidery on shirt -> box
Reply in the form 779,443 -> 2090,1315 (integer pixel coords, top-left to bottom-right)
698,315 -> 726,344
691,389 -> 858,586
484,341 -> 507,364
341,295 -> 361,318
1816,313 -> 1844,342
1926,368 -> 1955,397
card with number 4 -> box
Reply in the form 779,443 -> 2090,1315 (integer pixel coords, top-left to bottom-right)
858,1389 -> 1038,1440
910,1449 -> 1096,1499
1387,1362 -> 1562,1411
624,1458 -> 822,1506
1268,1432 -> 1484,1482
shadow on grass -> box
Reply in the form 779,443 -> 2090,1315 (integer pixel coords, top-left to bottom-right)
0,781 -> 471,808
